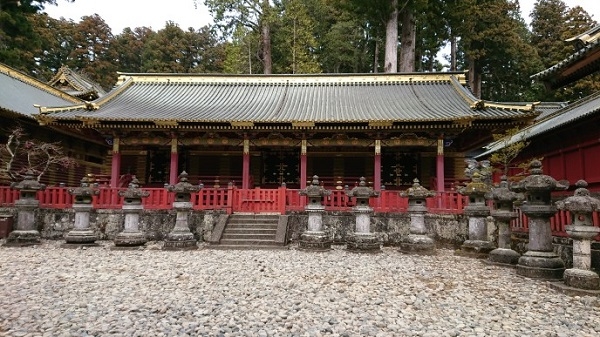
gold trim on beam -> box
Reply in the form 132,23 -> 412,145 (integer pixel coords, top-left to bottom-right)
369,121 -> 393,127
82,119 -> 100,126
384,138 -> 432,147
179,137 -> 235,146
154,120 -> 179,127
115,72 -> 464,85
35,114 -> 56,126
230,121 -> 254,127
311,139 -> 371,147
292,121 -> 315,127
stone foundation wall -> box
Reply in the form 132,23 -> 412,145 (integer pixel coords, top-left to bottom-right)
0,207 -> 468,246
0,207 -> 225,243
286,211 -> 468,247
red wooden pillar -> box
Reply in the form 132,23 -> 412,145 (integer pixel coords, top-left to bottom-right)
110,137 -> 121,188
436,136 -> 445,192
374,139 -> 381,192
169,137 -> 178,185
300,139 -> 307,189
242,139 -> 250,189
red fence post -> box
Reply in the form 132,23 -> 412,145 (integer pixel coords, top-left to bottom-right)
279,185 -> 286,214
227,185 -> 234,214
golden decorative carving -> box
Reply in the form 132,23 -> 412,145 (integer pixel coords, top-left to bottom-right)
113,137 -> 120,153
171,138 -> 178,153
243,139 -> 250,154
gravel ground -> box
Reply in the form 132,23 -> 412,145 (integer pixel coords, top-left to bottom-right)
0,241 -> 599,337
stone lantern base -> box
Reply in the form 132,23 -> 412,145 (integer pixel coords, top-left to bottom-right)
346,233 -> 380,253
457,239 -> 495,258
487,248 -> 520,266
163,232 -> 198,251
563,268 -> 600,290
299,231 -> 331,252
516,251 -> 565,280
399,234 -> 436,255
61,229 -> 99,248
4,230 -> 41,247
113,231 -> 147,249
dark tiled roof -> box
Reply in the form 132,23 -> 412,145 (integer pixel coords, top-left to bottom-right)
47,66 -> 107,99
477,92 -> 600,158
38,72 -> 537,125
0,63 -> 82,118
531,25 -> 600,89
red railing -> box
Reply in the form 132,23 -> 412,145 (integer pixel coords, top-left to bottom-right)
0,185 -> 466,214
511,207 -> 600,240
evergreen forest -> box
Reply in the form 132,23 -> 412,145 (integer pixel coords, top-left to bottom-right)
1,0 -> 598,103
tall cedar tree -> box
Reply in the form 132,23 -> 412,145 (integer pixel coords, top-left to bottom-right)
530,0 -> 598,102
272,0 -> 321,74
67,14 -> 118,90
204,0 -> 274,74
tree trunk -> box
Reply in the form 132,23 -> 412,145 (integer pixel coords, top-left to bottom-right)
261,0 -> 272,74
374,39 -> 379,73
450,35 -> 457,71
384,0 -> 398,73
399,8 -> 415,72
468,58 -> 482,99
262,22 -> 272,74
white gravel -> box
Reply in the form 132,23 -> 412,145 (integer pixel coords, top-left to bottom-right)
0,241 -> 599,337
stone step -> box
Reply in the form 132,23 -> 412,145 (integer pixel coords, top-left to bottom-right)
225,223 -> 279,230
227,218 -> 280,224
225,228 -> 277,235
218,239 -> 282,246
221,233 -> 276,241
208,244 -> 288,251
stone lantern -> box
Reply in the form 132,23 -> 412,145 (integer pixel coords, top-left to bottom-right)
164,171 -> 200,250
4,170 -> 46,246
398,179 -> 437,254
298,175 -> 332,251
555,180 -> 600,290
63,174 -> 100,247
510,160 -> 568,280
488,176 -> 523,266
113,176 -> 149,248
345,177 -> 380,252
458,171 -> 495,256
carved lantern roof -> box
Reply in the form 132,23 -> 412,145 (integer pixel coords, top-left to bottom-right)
166,171 -> 200,195
118,176 -> 150,199
399,178 -> 435,200
458,172 -> 491,197
10,170 -> 46,193
490,176 -> 522,204
347,177 -> 378,199
556,180 -> 600,214
511,160 -> 569,195
300,175 -> 331,198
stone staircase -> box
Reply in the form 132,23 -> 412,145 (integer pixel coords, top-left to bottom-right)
209,214 -> 288,250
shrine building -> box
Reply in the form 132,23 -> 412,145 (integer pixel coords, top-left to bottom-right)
35,72 -> 539,191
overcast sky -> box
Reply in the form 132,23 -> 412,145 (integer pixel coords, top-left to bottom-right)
44,0 -> 213,33
44,0 -> 600,35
